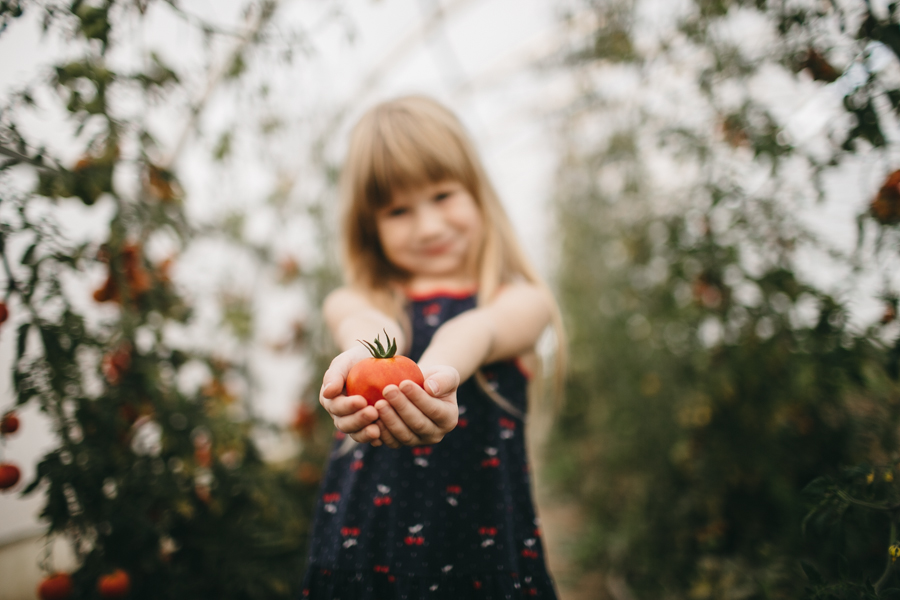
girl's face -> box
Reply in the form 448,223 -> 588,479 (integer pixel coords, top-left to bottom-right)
376,180 -> 484,287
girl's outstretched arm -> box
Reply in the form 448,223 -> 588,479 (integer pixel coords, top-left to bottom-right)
374,282 -> 552,447
319,287 -> 407,446
319,287 -> 459,447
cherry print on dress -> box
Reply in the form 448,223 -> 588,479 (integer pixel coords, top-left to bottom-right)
457,404 -> 468,427
481,446 -> 500,468
341,527 -> 360,548
423,302 -> 441,327
445,484 -> 461,506
478,526 -> 497,547
374,484 -> 392,506
482,370 -> 500,392
412,446 -> 432,467
499,417 -> 516,439
323,492 -> 340,514
404,523 -> 425,546
522,538 -> 539,559
350,448 -> 364,471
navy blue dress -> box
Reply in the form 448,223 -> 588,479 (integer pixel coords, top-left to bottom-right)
301,292 -> 558,599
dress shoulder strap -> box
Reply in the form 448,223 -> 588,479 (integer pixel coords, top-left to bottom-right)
474,370 -> 526,421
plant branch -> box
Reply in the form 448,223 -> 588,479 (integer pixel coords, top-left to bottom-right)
162,0 -> 249,39
163,0 -> 280,169
0,144 -> 57,171
837,490 -> 900,513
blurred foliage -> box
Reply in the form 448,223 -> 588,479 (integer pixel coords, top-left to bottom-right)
0,1 -> 340,598
551,0 -> 900,598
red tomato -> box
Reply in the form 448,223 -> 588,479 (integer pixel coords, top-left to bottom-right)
0,463 -> 20,490
1,411 -> 19,435
97,569 -> 130,599
345,332 -> 424,406
38,573 -> 73,600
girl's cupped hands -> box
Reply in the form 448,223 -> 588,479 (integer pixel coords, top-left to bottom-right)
373,365 -> 459,448
319,350 -> 459,448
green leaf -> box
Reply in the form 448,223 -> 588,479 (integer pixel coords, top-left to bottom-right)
15,321 -> 28,360
213,131 -> 232,161
20,241 -> 36,264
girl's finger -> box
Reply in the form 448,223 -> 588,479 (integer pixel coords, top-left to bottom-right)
333,404 -> 379,433
375,418 -> 401,449
383,385 -> 434,437
420,366 -> 460,397
323,394 -> 368,417
374,396 -> 421,445
349,422 -> 382,444
321,362 -> 352,395
400,380 -> 456,428
320,375 -> 341,399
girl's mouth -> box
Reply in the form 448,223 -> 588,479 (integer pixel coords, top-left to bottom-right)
422,241 -> 454,256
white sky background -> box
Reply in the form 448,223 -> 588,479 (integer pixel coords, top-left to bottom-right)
0,0 -> 571,544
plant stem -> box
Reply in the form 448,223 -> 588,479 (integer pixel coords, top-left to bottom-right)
875,519 -> 897,596
837,490 -> 900,513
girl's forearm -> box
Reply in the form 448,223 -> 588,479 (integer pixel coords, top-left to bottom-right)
416,283 -> 551,380
417,310 -> 494,381
324,288 -> 406,353
333,310 -> 405,354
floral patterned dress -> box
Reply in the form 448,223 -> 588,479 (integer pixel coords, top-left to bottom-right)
300,291 -> 558,599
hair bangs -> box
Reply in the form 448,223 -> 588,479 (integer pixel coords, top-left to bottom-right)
363,107 -> 475,208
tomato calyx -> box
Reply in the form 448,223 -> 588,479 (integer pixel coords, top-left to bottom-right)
358,329 -> 398,359
347,331 -> 424,406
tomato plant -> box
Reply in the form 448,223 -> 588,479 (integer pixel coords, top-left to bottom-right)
38,573 -> 73,600
97,569 -> 130,599
346,331 -> 424,405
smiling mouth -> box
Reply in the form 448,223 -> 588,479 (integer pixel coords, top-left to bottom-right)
422,241 -> 454,256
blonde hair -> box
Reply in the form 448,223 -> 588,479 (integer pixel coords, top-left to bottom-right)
339,95 -> 566,401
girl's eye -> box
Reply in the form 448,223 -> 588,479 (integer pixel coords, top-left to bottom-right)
433,192 -> 451,202
386,206 -> 408,217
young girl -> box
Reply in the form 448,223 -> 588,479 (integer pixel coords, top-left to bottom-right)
302,96 -> 564,599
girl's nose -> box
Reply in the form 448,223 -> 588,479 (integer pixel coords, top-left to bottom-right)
415,204 -> 445,238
